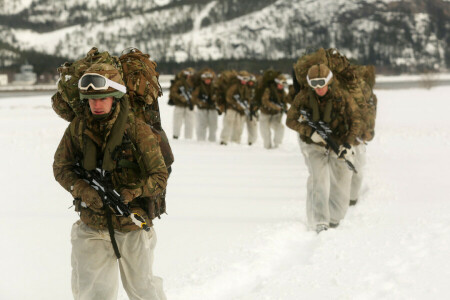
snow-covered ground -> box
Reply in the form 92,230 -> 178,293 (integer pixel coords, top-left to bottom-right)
0,86 -> 449,299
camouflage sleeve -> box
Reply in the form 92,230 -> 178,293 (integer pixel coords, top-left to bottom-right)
262,88 -> 281,112
344,92 -> 363,145
53,124 -> 81,194
225,84 -> 243,112
191,87 -> 202,108
134,120 -> 168,197
285,92 -> 313,137
169,81 -> 187,105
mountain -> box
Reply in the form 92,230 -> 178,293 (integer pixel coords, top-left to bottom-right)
0,0 -> 449,74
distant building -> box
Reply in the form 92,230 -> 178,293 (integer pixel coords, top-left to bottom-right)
0,74 -> 7,85
12,63 -> 37,85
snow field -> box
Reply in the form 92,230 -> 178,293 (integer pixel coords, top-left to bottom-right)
0,85 -> 449,299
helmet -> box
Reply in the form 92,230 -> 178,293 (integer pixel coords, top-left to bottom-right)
237,70 -> 251,84
182,67 -> 195,77
79,63 -> 126,100
306,64 -> 333,88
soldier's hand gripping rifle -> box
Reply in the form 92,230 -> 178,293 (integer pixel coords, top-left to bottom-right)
179,86 -> 194,111
271,99 -> 288,114
299,110 -> 358,174
72,163 -> 150,231
234,94 -> 255,120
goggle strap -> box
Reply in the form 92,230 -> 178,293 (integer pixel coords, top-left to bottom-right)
79,73 -> 126,93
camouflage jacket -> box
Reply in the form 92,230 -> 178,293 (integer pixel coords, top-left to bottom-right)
53,100 -> 168,232
261,85 -> 289,115
169,79 -> 194,107
286,85 -> 362,146
225,83 -> 252,115
191,82 -> 216,110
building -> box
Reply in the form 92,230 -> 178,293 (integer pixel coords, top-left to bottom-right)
12,64 -> 37,85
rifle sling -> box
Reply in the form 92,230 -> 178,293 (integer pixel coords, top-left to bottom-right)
106,208 -> 121,259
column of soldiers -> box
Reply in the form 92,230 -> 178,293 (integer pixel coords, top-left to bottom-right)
169,68 -> 292,149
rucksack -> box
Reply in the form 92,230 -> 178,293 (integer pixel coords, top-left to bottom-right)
293,48 -> 377,141
52,47 -> 174,169
213,70 -> 239,109
253,69 -> 281,107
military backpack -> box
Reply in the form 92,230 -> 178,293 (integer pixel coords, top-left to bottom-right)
293,48 -> 377,141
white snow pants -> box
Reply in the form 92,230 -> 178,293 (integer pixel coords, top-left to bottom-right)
259,112 -> 284,149
71,221 -> 166,300
220,109 -> 245,144
246,117 -> 258,144
196,109 -> 218,142
300,140 -> 353,228
173,106 -> 195,139
350,143 -> 367,201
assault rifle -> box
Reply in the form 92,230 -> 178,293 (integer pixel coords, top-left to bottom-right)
233,94 -> 257,121
72,163 -> 150,231
299,110 -> 357,174
271,99 -> 288,114
179,86 -> 194,110
201,94 -> 222,115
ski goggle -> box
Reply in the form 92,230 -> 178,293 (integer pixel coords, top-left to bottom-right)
274,78 -> 288,86
183,70 -> 194,76
237,75 -> 250,83
201,72 -> 214,79
306,71 -> 333,88
78,73 -> 126,93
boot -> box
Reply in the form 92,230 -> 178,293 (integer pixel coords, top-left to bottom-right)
316,224 -> 329,234
350,199 -> 358,206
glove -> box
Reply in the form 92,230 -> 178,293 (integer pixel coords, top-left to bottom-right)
72,180 -> 103,211
310,130 -> 326,144
338,143 -> 354,159
121,187 -> 143,204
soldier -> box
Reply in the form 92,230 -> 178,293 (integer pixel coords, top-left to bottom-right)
53,64 -> 168,299
169,67 -> 195,139
191,68 -> 219,142
259,74 -> 289,149
286,64 -> 362,233
245,74 -> 259,146
219,70 -> 253,145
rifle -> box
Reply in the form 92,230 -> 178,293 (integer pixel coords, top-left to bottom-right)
270,99 -> 288,114
201,94 -> 222,115
179,86 -> 194,110
233,94 -> 256,120
72,163 -> 151,231
299,110 -> 357,173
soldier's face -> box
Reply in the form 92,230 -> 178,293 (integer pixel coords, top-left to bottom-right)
314,85 -> 329,97
88,97 -> 114,115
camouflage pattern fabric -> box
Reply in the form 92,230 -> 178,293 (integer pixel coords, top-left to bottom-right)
55,47 -> 121,118
53,99 -> 168,232
225,83 -> 252,115
286,84 -> 362,146
169,69 -> 195,107
260,85 -> 289,115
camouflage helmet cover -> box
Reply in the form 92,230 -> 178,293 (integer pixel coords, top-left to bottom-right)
79,63 -> 126,100
306,64 -> 333,87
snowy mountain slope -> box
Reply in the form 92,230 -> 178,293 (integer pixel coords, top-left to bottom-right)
1,0 -> 449,72
0,84 -> 449,299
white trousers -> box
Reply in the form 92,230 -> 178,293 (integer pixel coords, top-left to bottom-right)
350,143 -> 367,201
71,221 -> 166,300
196,109 -> 218,142
173,106 -> 195,139
259,112 -> 284,149
246,117 -> 258,144
220,109 -> 245,144
300,141 -> 353,228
